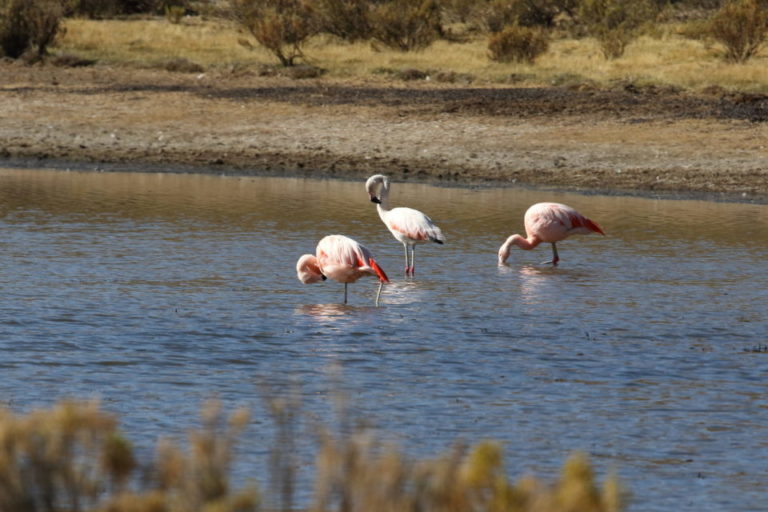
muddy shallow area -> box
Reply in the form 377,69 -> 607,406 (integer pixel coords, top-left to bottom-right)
1,60 -> 767,201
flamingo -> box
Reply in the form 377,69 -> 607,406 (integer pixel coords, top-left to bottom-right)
365,174 -> 445,276
296,234 -> 389,305
498,202 -> 605,266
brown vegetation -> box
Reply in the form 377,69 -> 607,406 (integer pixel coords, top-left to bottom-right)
709,0 -> 768,62
488,24 -> 550,63
0,400 -> 623,512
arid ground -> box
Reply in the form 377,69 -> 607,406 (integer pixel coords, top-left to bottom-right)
2,60 -> 767,202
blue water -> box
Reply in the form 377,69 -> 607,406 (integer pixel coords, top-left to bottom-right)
1,168 -> 767,511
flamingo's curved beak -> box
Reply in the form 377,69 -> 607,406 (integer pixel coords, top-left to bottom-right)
321,274 -> 327,281
370,196 -> 381,204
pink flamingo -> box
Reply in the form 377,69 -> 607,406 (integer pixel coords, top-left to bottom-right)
498,202 -> 605,266
296,234 -> 389,305
365,174 -> 445,276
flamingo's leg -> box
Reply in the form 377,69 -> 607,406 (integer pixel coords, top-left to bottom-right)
540,242 -> 560,265
403,243 -> 410,275
409,245 -> 416,276
344,283 -> 348,304
375,281 -> 383,307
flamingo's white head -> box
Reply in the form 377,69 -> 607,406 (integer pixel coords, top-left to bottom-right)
296,254 -> 326,284
497,237 -> 513,265
365,174 -> 389,204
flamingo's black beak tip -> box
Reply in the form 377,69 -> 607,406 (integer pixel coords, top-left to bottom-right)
370,196 -> 381,204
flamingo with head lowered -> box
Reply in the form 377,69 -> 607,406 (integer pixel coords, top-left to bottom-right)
296,234 -> 389,305
498,202 -> 605,266
365,174 -> 445,276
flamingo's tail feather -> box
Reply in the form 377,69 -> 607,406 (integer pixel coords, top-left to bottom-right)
368,257 -> 389,283
585,218 -> 605,235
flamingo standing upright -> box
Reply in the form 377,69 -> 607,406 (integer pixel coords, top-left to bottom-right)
498,202 -> 605,266
365,174 -> 445,276
296,234 -> 389,305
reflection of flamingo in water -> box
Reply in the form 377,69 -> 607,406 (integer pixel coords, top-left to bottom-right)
365,174 -> 445,276
296,234 -> 389,305
498,202 -> 605,266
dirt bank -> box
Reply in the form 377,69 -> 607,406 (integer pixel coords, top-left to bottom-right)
2,60 -> 767,202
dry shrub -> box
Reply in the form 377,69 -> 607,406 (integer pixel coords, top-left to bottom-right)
0,401 -> 127,510
0,0 -> 65,59
164,4 -> 186,23
230,0 -> 316,66
579,0 -> 658,59
0,398 -> 626,512
160,56 -> 204,72
0,400 -> 258,512
313,0 -> 371,42
369,0 -> 442,51
480,0 -> 564,32
488,23 -> 550,62
65,0 -> 122,18
66,0 -> 174,17
709,0 -> 768,62
313,434 -> 625,512
441,0 -> 486,24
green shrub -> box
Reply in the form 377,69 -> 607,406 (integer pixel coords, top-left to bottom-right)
370,0 -> 442,51
0,0 -> 65,59
579,0 -> 658,59
230,0 -> 316,67
313,0 -> 371,42
488,23 -> 550,62
709,0 -> 768,62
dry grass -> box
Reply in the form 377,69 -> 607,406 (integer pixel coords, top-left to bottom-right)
0,399 -> 625,512
52,16 -> 768,92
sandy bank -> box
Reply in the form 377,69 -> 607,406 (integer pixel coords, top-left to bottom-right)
2,61 -> 767,202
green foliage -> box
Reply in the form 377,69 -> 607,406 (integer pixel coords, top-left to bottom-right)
0,0 -> 65,59
313,0 -> 372,42
230,0 -> 316,66
579,0 -> 658,58
370,0 -> 442,51
709,0 -> 768,62
488,23 -> 550,62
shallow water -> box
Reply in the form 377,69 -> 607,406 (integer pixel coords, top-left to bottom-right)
1,168 -> 767,511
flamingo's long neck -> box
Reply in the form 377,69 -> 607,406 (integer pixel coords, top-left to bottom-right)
507,234 -> 540,251
376,181 -> 391,217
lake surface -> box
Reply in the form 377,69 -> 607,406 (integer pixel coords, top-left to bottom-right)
1,167 -> 766,511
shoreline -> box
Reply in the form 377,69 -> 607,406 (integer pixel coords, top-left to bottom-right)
1,155 -> 763,205
2,62 -> 767,204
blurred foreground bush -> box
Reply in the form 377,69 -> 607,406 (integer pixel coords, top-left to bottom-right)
0,400 -> 625,512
